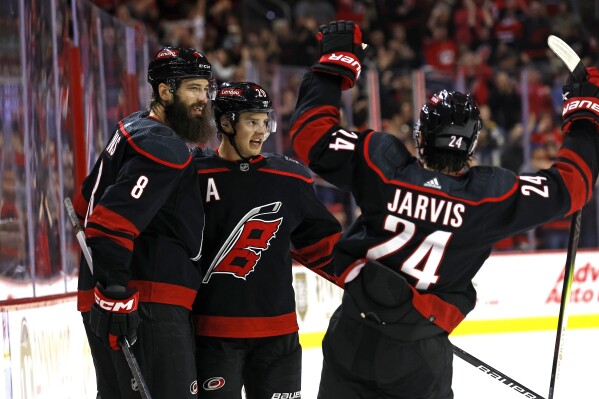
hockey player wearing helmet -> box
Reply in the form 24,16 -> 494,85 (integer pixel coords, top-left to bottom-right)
192,82 -> 342,398
290,20 -> 599,399
74,46 -> 215,398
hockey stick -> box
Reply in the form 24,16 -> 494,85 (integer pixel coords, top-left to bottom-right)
546,34 -> 587,399
452,344 -> 545,398
202,201 -> 282,283
64,198 -> 153,399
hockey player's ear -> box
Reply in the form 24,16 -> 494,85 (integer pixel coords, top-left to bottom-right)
158,82 -> 173,102
219,116 -> 232,132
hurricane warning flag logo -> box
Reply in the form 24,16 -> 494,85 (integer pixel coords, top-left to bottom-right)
203,202 -> 282,283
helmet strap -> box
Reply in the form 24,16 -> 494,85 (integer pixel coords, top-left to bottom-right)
223,126 -> 252,163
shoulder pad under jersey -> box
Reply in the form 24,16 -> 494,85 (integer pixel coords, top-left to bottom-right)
368,132 -> 415,176
264,153 -> 313,179
120,114 -> 191,168
470,166 -> 518,198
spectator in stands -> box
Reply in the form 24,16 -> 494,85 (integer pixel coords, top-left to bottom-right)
520,1 -> 551,65
487,70 -> 521,135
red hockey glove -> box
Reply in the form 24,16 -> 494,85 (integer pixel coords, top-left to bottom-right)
562,67 -> 599,132
312,20 -> 365,90
89,284 -> 140,351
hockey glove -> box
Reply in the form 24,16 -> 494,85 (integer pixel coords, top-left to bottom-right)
312,20 -> 365,90
562,67 -> 599,132
89,284 -> 140,351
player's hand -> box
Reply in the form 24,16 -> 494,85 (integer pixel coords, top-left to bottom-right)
562,67 -> 599,132
89,284 -> 140,351
312,20 -> 365,90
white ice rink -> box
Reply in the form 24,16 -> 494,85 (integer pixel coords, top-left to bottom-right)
300,329 -> 599,398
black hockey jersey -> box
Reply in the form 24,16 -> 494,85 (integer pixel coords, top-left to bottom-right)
193,149 -> 341,338
75,111 -> 204,312
290,72 -> 599,334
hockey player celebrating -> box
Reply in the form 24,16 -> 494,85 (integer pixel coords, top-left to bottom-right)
193,81 -> 342,399
290,20 -> 599,398
73,46 -> 215,398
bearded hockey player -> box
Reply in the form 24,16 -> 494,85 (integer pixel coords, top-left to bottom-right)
289,20 -> 599,399
73,46 -> 215,398
193,81 -> 341,399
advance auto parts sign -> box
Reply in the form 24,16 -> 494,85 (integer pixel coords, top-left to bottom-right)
464,250 -> 599,325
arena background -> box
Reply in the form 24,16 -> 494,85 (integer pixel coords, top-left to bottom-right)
1,0 -> 599,397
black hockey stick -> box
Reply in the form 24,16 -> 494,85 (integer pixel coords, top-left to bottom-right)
64,198 -> 153,399
546,34 -> 587,399
452,344 -> 545,398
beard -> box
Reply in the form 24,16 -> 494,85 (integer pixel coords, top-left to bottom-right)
164,97 -> 215,144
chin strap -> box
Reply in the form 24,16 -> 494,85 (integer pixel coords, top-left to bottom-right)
223,126 -> 252,163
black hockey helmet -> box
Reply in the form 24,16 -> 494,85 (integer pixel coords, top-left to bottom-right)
148,46 -> 215,97
413,90 -> 482,171
213,81 -> 277,134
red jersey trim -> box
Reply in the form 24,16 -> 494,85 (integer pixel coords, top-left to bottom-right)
86,205 -> 139,250
362,133 -> 520,206
290,105 -> 339,164
119,121 -> 191,169
409,287 -> 465,333
337,259 -> 366,289
292,232 -> 340,265
86,226 -> 133,251
77,281 -> 197,312
77,289 -> 94,312
128,280 -> 197,310
198,168 -> 230,174
73,191 -> 88,221
259,168 -> 314,184
555,148 -> 593,213
193,312 -> 299,338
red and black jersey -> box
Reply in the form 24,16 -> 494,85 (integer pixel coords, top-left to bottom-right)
75,111 -> 204,312
193,149 -> 341,338
290,72 -> 599,334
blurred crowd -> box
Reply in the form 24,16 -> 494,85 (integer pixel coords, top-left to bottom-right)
91,0 -> 599,250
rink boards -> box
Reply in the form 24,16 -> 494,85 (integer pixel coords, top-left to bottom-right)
1,249 -> 598,398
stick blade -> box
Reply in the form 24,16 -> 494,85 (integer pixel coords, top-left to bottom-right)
548,35 -> 580,73
548,35 -> 588,82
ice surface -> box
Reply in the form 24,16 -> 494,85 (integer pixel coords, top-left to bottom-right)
301,329 -> 599,398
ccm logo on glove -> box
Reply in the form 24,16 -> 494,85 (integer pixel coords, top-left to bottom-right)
94,288 -> 139,312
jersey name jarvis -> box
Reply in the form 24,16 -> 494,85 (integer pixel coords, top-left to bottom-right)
290,71 -> 599,333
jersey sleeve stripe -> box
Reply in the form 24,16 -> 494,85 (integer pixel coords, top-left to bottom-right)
259,168 -> 314,183
362,134 -> 520,205
86,225 -> 134,251
554,164 -> 591,215
291,232 -> 341,265
86,205 -> 140,249
556,147 -> 593,203
119,121 -> 191,169
290,105 -> 339,164
73,191 -> 89,222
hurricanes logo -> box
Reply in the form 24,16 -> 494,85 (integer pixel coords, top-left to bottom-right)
203,377 -> 225,391
203,202 -> 282,283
